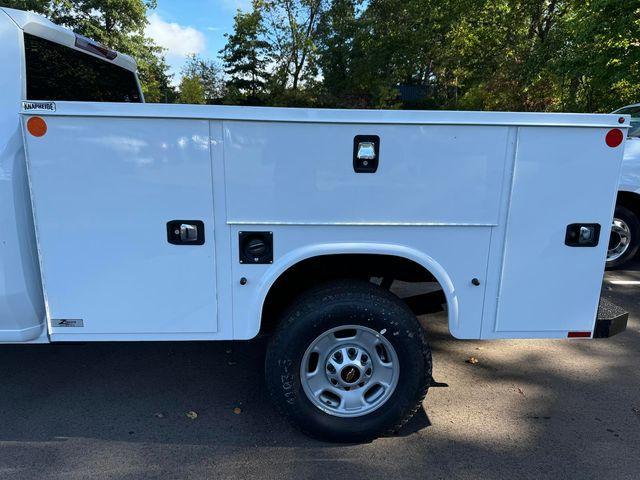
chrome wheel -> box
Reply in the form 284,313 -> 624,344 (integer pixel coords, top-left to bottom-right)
300,325 -> 400,418
608,218 -> 631,262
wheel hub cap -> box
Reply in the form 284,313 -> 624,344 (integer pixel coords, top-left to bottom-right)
340,365 -> 361,384
326,345 -> 371,388
608,218 -> 631,262
300,325 -> 400,418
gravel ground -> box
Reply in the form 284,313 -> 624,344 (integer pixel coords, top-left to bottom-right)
0,264 -> 638,480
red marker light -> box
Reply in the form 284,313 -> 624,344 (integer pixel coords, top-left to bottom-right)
568,331 -> 591,338
27,116 -> 47,137
606,128 -> 624,148
75,34 -> 117,60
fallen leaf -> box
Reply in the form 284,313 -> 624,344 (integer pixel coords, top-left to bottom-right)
233,407 -> 242,415
466,356 -> 479,364
186,411 -> 198,420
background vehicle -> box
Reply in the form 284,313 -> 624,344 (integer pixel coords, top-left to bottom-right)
607,104 -> 640,269
0,7 -> 630,441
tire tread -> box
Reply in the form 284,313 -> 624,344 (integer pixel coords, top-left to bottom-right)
265,279 -> 432,442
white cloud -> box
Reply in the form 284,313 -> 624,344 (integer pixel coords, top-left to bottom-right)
146,13 -> 206,60
145,13 -> 206,85
146,12 -> 206,60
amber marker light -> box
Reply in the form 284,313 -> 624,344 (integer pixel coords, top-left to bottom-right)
27,116 -> 47,137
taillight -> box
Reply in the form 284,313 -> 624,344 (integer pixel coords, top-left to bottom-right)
74,34 -> 117,60
567,331 -> 591,338
605,128 -> 624,148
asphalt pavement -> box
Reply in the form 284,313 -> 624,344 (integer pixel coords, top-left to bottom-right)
0,264 -> 639,480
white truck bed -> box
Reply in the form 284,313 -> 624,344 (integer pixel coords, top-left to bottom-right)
20,102 -> 628,341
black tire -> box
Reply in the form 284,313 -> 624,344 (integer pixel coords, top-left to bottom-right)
607,205 -> 640,270
265,279 -> 432,442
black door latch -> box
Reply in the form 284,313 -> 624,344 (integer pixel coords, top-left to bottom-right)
167,220 -> 205,245
565,223 -> 600,247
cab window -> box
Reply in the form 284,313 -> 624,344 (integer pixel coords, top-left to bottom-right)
24,33 -> 141,103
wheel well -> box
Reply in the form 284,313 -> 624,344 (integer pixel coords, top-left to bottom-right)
617,191 -> 640,217
260,254 -> 445,334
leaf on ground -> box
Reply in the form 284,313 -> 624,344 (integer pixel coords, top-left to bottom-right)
186,411 -> 198,420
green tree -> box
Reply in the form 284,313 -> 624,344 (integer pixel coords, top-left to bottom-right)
263,0 -> 326,94
315,0 -> 363,106
0,0 -> 49,11
182,54 -> 225,103
133,37 -> 176,103
555,0 -> 640,112
221,1 -> 271,103
178,75 -> 205,104
48,0 -> 152,50
442,0 -> 567,111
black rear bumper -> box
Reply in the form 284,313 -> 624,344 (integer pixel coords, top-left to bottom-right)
594,297 -> 628,338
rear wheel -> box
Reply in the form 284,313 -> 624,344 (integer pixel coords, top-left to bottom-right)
265,280 -> 432,442
607,205 -> 640,269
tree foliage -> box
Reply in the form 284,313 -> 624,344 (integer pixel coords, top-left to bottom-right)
220,1 -> 271,104
262,0 -> 326,94
219,0 -> 639,112
181,54 -> 225,103
178,75 -> 205,104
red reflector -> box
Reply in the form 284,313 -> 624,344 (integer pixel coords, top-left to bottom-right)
606,129 -> 624,148
568,331 -> 591,338
27,116 -> 47,137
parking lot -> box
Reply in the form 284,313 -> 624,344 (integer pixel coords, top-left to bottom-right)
0,265 -> 639,480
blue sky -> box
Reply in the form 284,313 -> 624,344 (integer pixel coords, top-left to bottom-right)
146,0 -> 251,84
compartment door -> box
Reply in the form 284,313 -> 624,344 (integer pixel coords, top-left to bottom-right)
493,127 -> 621,337
23,115 -> 217,339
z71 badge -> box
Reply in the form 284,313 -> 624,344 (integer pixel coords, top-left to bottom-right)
22,101 -> 56,112
53,319 -> 84,327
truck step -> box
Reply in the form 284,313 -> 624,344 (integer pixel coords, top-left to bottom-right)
594,296 -> 628,338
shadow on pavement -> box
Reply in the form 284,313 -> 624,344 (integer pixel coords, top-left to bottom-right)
0,263 -> 638,479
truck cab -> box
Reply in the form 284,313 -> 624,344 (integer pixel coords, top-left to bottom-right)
0,7 -> 142,342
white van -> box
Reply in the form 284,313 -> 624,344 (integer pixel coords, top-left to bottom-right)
0,7 -> 630,441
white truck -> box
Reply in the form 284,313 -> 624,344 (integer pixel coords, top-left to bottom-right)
607,104 -> 640,268
0,7 -> 631,441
